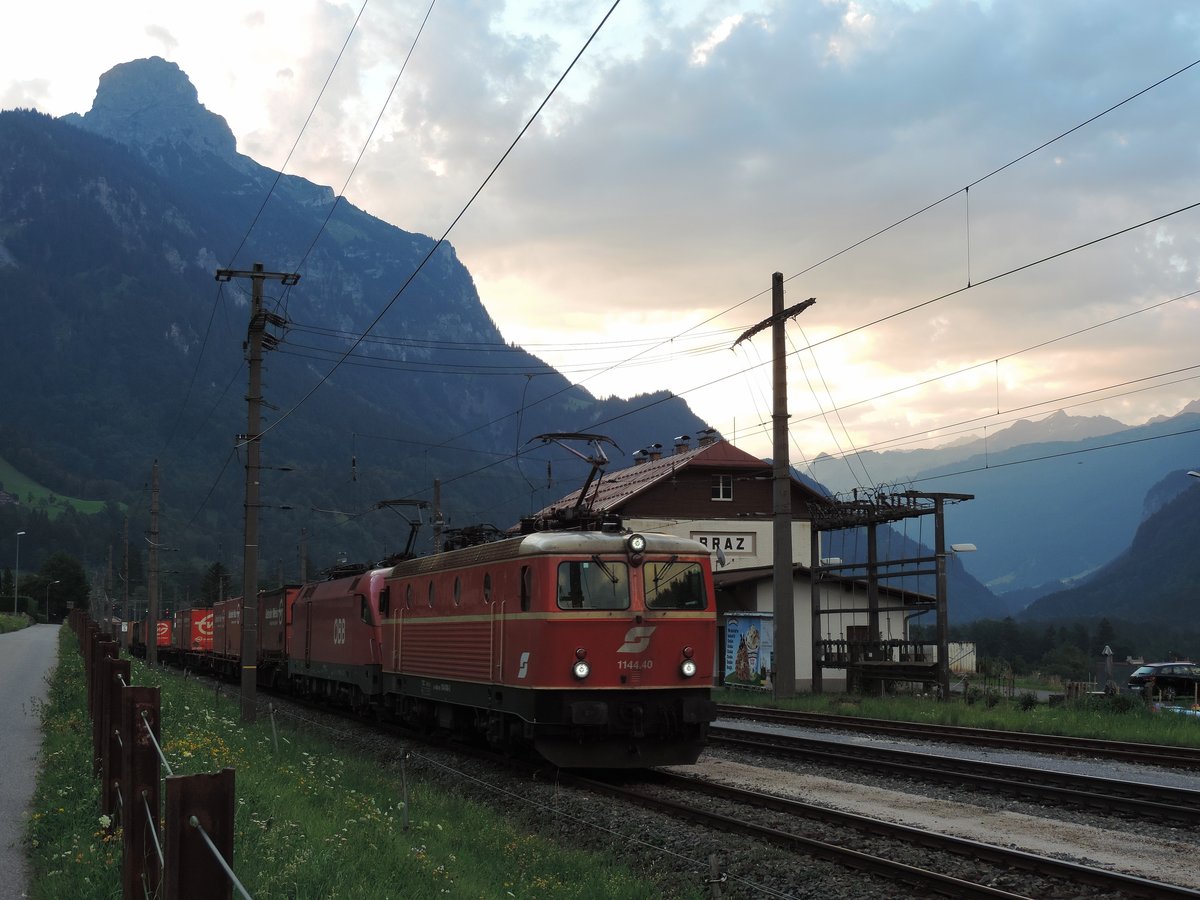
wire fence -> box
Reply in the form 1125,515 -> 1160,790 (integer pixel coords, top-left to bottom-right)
72,609 -> 250,900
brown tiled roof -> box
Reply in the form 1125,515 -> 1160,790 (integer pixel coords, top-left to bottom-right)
529,439 -> 773,519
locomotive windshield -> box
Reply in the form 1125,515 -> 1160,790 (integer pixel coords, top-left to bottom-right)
644,561 -> 707,610
557,559 -> 630,610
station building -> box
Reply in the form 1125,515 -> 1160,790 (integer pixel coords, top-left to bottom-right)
527,433 -> 940,692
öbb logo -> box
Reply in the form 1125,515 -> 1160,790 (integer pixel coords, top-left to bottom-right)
617,625 -> 656,654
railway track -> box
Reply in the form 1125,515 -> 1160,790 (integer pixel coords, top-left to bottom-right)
192,674 -> 1200,898
715,704 -> 1200,768
708,725 -> 1200,825
561,768 -> 1200,899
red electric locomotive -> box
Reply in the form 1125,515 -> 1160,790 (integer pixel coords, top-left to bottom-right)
288,530 -> 716,767
289,567 -> 389,709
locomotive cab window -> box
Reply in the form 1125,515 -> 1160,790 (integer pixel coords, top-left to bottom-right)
644,561 -> 707,610
378,586 -> 391,617
359,594 -> 370,624
557,559 -> 630,610
520,566 -> 532,612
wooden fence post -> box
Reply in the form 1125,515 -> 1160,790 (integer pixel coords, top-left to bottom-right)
165,769 -> 236,900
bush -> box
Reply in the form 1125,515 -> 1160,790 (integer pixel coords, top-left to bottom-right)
1018,691 -> 1039,711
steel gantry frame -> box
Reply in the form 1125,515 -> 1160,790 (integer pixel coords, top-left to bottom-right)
807,489 -> 973,699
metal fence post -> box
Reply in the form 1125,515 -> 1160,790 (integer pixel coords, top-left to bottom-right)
120,686 -> 162,898
165,769 -> 237,900
92,639 -> 118,775
100,657 -> 131,816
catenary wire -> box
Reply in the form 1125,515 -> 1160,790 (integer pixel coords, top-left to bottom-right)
160,2 -> 370,458
244,0 -> 624,449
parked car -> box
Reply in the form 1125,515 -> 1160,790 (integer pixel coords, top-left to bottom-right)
1127,662 -> 1200,701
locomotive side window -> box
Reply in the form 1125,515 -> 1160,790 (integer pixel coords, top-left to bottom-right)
644,561 -> 707,610
483,572 -> 492,604
520,566 -> 532,612
453,576 -> 462,606
405,583 -> 413,609
379,586 -> 391,616
557,559 -> 630,610
359,594 -> 370,623
428,581 -> 436,608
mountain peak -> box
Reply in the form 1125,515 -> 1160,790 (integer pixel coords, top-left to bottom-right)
64,57 -> 236,158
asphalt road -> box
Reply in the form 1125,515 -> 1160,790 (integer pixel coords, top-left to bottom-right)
0,624 -> 60,900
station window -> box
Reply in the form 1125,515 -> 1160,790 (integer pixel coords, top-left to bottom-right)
711,474 -> 733,501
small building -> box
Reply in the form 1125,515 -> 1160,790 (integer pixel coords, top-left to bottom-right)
526,434 -> 940,691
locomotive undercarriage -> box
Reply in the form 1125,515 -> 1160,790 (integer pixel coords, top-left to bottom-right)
379,675 -> 715,768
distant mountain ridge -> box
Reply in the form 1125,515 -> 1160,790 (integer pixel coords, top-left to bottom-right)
812,409 -> 1130,489
1020,472 -> 1200,622
809,404 -> 1200,603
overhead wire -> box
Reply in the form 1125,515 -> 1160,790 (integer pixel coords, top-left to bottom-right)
193,46 -> 1200,527
224,0 -> 372,271
247,0 -> 625,448
364,55 -> 1200,483
172,1 -> 372,516
787,286 -> 1200,440
287,0 -> 438,282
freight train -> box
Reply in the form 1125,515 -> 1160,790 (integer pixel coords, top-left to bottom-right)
129,528 -> 718,768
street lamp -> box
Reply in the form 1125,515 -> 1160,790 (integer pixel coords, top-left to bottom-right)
44,580 -> 59,623
13,530 -> 25,614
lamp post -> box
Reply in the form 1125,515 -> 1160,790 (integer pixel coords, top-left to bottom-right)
13,530 -> 25,614
44,579 -> 59,623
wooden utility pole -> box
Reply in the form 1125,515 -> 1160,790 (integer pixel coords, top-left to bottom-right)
216,263 -> 299,723
147,461 -> 160,667
122,517 -> 129,623
734,275 -> 815,700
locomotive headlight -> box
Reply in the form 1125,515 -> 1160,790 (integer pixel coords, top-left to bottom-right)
572,659 -> 591,680
680,658 -> 698,678
627,533 -> 646,553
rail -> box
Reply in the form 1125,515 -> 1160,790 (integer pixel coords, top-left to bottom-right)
70,608 -> 250,900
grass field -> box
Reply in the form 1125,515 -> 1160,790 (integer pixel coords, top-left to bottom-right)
0,612 -> 30,634
712,686 -> 1200,746
0,456 -> 108,518
27,628 -> 701,900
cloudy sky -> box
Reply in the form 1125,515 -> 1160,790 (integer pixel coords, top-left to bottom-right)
4,0 -> 1200,476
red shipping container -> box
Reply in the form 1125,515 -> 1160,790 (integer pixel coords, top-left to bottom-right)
213,597 -> 243,660
259,586 -> 299,661
172,608 -> 214,653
